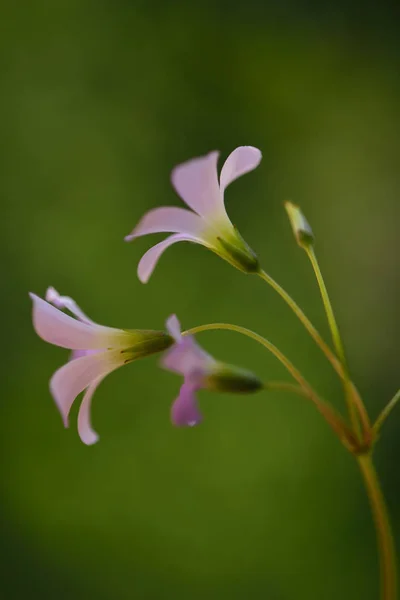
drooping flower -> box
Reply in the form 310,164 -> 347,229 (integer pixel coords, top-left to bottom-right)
125,146 -> 262,282
30,288 -> 173,444
161,315 -> 263,426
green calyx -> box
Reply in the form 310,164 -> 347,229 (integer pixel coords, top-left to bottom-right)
216,227 -> 260,274
205,363 -> 263,394
123,330 -> 174,360
285,201 -> 314,249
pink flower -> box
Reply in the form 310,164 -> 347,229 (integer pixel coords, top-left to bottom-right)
30,288 -> 172,445
161,316 -> 262,427
125,146 -> 262,282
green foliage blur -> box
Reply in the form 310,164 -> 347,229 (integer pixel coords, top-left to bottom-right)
1,1 -> 400,598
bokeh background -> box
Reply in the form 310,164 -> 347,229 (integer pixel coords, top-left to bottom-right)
1,1 -> 400,598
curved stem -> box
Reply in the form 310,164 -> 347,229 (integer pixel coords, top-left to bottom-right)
357,455 -> 397,600
305,247 -> 371,441
258,267 -> 371,440
258,269 -> 343,375
184,323 -> 357,450
305,247 -> 363,435
374,390 -> 400,434
265,381 -> 310,398
306,247 -> 347,368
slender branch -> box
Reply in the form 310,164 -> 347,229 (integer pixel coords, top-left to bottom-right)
304,247 -> 371,440
184,323 -> 357,451
258,269 -> 344,375
358,455 -> 397,600
374,390 -> 400,434
264,381 -> 310,398
305,247 -> 347,366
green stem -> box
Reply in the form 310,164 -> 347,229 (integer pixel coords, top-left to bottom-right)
306,247 -> 347,367
374,390 -> 400,434
304,247 -> 371,440
258,269 -> 344,376
184,323 -> 357,450
265,381 -> 310,398
357,455 -> 397,600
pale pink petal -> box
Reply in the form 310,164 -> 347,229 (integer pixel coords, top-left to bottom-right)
171,382 -> 203,427
70,349 -> 102,361
50,350 -> 122,427
171,151 -> 223,219
124,207 -> 204,242
45,287 -> 63,306
219,146 -> 262,194
45,287 -> 95,324
137,233 -> 208,283
77,376 -> 106,445
30,293 -> 134,350
165,314 -> 182,343
31,293 -> 101,349
161,336 -> 214,377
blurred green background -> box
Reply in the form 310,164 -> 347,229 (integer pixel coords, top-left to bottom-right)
1,1 -> 400,598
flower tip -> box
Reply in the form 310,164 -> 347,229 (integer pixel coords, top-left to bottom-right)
137,269 -> 149,284
240,145 -> 262,160
166,314 -> 182,342
80,430 -> 99,445
171,382 -> 203,427
45,286 -> 60,304
50,383 -> 70,429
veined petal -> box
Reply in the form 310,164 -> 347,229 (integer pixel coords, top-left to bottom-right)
124,207 -> 204,241
171,151 -> 224,219
137,233 -> 209,283
171,382 -> 203,427
77,375 -> 106,445
219,146 -> 262,194
50,349 -> 123,427
30,293 -> 135,350
165,314 -> 182,343
161,335 -> 214,377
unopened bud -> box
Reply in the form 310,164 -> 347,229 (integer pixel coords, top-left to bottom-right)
285,201 -> 314,248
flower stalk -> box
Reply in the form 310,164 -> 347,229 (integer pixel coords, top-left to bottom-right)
184,323 -> 358,451
283,201 -> 396,598
304,245 -> 371,441
358,454 -> 397,600
374,390 -> 400,435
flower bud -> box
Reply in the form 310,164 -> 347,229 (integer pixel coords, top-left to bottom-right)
285,201 -> 314,248
204,363 -> 263,394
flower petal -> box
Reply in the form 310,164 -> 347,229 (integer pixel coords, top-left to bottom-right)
124,207 -> 204,242
165,314 -> 182,343
171,151 -> 223,219
219,146 -> 262,194
70,349 -> 102,361
30,293 -> 135,350
45,287 -> 95,324
50,350 -> 122,428
77,375 -> 106,445
137,233 -> 207,283
171,382 -> 203,427
161,335 -> 214,377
